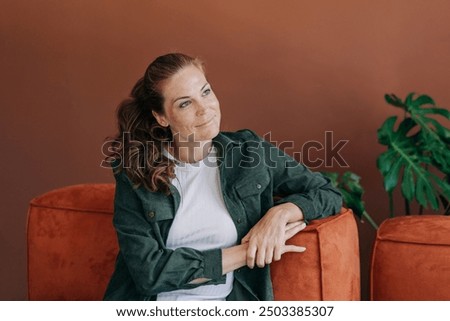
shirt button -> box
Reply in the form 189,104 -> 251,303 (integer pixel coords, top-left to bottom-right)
256,183 -> 262,189
237,218 -> 242,223
148,211 -> 155,219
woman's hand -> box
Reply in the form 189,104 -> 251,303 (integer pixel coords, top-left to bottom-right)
241,203 -> 306,269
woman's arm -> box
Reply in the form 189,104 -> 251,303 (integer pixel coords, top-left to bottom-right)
239,130 -> 343,269
229,219 -> 307,269
187,221 -> 307,285
241,203 -> 304,268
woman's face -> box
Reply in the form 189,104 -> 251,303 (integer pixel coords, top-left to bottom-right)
154,65 -> 221,144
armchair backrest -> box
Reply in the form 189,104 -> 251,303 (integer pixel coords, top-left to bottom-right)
27,183 -> 360,300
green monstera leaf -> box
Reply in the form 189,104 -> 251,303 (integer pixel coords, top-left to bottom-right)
322,171 -> 378,229
378,93 -> 450,216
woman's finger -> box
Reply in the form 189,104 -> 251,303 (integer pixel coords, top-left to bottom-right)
246,243 -> 257,269
284,222 -> 307,240
265,246 -> 274,265
285,221 -> 302,232
273,245 -> 283,261
256,244 -> 268,268
283,245 -> 306,254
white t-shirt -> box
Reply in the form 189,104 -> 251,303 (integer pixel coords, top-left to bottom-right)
156,147 -> 238,301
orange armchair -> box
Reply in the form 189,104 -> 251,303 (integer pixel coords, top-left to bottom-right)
370,215 -> 450,300
27,184 -> 360,300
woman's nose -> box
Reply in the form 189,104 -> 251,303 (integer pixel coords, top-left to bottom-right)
196,101 -> 208,115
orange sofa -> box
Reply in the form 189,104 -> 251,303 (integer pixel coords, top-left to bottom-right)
370,215 -> 450,300
27,183 -> 360,300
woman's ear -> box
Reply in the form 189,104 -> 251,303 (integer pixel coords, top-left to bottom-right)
152,111 -> 169,127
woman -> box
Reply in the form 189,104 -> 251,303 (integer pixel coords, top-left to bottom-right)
103,53 -> 342,301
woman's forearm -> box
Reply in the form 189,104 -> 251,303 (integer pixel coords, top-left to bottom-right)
279,202 -> 304,223
222,243 -> 248,274
191,209 -> 306,285
191,224 -> 306,284
189,244 -> 248,284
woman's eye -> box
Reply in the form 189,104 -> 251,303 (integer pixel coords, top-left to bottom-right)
202,88 -> 211,96
179,101 -> 191,108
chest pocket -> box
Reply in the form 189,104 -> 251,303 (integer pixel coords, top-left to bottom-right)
234,169 -> 271,225
140,195 -> 175,248
137,186 -> 175,222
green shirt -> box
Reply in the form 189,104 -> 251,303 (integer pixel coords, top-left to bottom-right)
103,129 -> 342,300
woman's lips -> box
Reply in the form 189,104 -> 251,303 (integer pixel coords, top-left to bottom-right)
196,116 -> 215,127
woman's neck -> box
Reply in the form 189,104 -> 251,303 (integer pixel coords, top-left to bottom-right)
169,140 -> 213,163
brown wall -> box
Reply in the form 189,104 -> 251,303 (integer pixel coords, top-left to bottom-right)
1,0 -> 449,300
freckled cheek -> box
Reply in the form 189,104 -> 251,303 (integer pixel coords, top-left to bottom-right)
212,100 -> 220,114
173,116 -> 195,134
208,94 -> 220,108
214,101 -> 221,120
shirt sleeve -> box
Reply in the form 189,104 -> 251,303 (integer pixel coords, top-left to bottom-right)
249,130 -> 343,223
112,169 -> 224,297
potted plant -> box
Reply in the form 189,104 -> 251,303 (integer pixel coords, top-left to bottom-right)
377,93 -> 449,216
324,93 -> 449,229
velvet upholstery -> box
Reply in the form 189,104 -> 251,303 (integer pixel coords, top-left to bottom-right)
271,208 -> 360,300
27,184 -> 360,300
370,215 -> 450,300
27,184 -> 117,300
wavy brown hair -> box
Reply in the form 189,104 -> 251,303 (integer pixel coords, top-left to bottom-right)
105,53 -> 205,194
